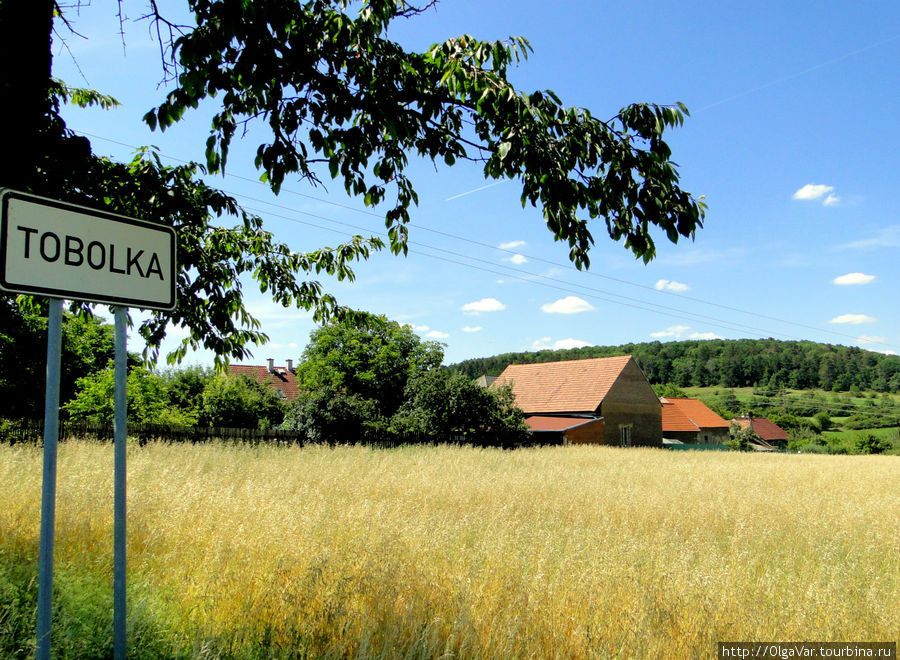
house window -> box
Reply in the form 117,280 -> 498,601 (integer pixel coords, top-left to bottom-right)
620,425 -> 633,447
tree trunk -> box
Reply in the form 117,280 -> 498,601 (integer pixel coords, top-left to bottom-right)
0,0 -> 54,192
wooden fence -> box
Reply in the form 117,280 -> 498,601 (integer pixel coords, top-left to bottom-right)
0,419 -> 556,450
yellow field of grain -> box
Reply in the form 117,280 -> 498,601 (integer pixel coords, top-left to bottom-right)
1,441 -> 897,658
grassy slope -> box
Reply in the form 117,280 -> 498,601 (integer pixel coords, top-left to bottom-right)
680,386 -> 900,449
680,386 -> 900,413
823,427 -> 900,444
2,441 -> 898,658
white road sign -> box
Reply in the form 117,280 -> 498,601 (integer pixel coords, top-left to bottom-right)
0,189 -> 176,310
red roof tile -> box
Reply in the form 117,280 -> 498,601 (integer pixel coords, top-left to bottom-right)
492,356 -> 633,414
663,398 -> 729,429
732,417 -> 788,442
228,365 -> 300,401
525,416 -> 600,432
661,400 -> 700,433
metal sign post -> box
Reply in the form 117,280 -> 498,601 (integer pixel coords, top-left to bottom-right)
0,189 -> 176,659
113,307 -> 128,659
35,297 -> 62,660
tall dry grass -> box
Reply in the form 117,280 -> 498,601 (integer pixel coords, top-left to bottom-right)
1,441 -> 897,658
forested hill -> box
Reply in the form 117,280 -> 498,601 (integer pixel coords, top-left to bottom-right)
448,339 -> 900,393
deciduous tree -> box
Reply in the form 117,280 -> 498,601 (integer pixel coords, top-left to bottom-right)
1,0 -> 705,364
392,370 -> 526,441
286,312 -> 527,443
294,312 -> 444,422
282,389 -> 380,443
0,299 -> 119,417
65,364 -> 198,426
200,373 -> 286,429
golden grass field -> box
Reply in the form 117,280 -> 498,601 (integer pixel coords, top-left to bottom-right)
1,441 -> 898,658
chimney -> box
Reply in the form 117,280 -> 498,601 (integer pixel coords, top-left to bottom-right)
266,358 -> 275,373
286,359 -> 293,373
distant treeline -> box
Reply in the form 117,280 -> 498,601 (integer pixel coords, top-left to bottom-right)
449,339 -> 900,392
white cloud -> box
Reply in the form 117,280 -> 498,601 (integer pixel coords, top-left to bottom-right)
245,300 -> 312,320
498,240 -> 526,250
553,338 -> 593,350
857,335 -> 886,345
829,313 -> 877,325
654,279 -> 691,292
689,332 -> 722,340
504,253 -> 528,265
650,325 -> 691,339
461,326 -> 483,333
540,296 -> 595,314
425,330 -> 449,339
532,337 -> 593,350
833,272 -> 876,286
659,247 -> 739,267
792,184 -> 834,200
842,225 -> 900,250
823,194 -> 840,206
461,298 -> 506,314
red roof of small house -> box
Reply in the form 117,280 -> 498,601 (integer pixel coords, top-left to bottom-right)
525,416 -> 600,432
492,356 -> 634,414
228,364 -> 300,401
660,400 -> 700,433
732,417 -> 788,442
662,397 -> 729,429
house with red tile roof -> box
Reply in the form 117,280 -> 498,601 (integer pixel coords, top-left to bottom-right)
661,397 -> 730,444
492,355 -> 662,446
228,358 -> 300,401
731,416 -> 788,449
661,399 -> 701,443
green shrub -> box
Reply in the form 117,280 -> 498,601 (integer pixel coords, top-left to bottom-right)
854,433 -> 891,455
843,413 -> 899,430
283,389 -> 383,443
652,383 -> 687,398
200,374 -> 285,429
768,413 -> 803,431
811,411 -> 832,433
726,423 -> 755,451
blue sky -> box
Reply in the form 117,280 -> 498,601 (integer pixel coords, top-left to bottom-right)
52,1 -> 900,367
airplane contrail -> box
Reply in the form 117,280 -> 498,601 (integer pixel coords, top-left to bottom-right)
695,33 -> 900,113
444,180 -> 506,201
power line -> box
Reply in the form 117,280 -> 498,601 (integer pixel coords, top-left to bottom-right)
74,129 -> 900,352
240,201 -> 816,342
203,160 -> 891,347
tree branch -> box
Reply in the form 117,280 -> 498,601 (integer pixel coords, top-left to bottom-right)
135,0 -> 191,81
